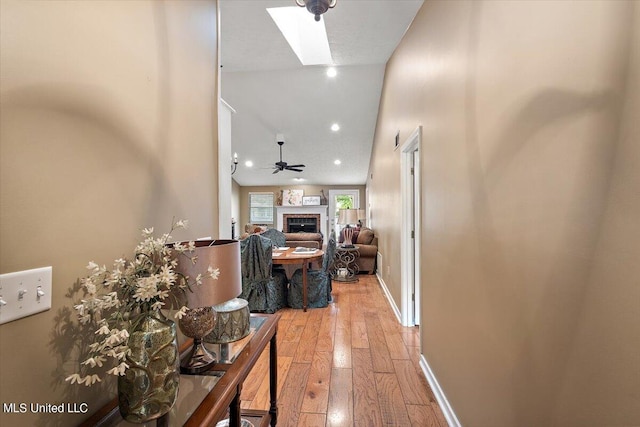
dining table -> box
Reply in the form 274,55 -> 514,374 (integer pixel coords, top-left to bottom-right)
271,247 -> 324,312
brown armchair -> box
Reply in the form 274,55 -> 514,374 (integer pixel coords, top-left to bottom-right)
353,227 -> 377,274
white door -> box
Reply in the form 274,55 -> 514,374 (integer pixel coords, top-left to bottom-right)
401,127 -> 421,327
412,149 -> 421,325
328,189 -> 360,236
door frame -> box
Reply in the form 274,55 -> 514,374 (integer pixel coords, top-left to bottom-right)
401,126 -> 422,327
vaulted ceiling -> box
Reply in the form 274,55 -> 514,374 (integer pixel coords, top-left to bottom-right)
220,0 -> 424,186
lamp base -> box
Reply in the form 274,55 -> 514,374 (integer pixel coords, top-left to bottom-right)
342,226 -> 354,247
178,307 -> 217,375
204,298 -> 250,344
180,338 -> 216,374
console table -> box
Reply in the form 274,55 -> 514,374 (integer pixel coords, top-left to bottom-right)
80,313 -> 279,427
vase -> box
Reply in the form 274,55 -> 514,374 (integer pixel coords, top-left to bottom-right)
118,311 -> 180,423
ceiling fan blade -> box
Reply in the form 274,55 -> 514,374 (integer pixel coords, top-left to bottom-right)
287,168 -> 304,172
272,169 -> 280,174
286,164 -> 305,168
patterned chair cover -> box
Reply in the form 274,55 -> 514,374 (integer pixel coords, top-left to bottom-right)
288,232 -> 337,309
261,228 -> 287,275
261,228 -> 286,248
239,234 -> 287,313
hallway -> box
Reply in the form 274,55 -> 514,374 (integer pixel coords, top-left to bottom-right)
241,275 -> 447,426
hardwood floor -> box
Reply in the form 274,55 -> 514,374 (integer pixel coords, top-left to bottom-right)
240,275 -> 448,427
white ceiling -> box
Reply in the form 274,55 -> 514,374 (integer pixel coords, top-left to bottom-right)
220,0 -> 423,186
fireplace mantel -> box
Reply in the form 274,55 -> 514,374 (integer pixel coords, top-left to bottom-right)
276,205 -> 329,237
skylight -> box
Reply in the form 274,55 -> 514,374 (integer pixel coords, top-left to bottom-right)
267,6 -> 333,66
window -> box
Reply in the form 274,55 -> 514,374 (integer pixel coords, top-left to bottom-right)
249,192 -> 274,224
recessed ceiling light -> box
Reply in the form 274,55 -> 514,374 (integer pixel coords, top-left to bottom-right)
334,159 -> 341,165
294,177 -> 305,181
327,67 -> 337,77
245,160 -> 253,167
331,123 -> 340,132
267,7 -> 333,66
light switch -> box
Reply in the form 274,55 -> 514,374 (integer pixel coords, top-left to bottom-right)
0,266 -> 52,324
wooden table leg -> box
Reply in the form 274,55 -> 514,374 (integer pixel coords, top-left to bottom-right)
302,261 -> 308,312
269,333 -> 278,426
230,383 -> 241,426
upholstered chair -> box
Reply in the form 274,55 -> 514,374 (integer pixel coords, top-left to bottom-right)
261,228 -> 288,276
261,228 -> 286,248
287,232 -> 336,308
239,234 -> 287,313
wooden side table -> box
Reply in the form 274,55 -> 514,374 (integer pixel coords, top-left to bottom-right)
80,313 -> 279,427
331,245 -> 360,282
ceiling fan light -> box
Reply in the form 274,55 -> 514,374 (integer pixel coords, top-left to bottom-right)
295,0 -> 337,22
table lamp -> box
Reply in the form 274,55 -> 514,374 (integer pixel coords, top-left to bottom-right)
337,209 -> 360,248
174,239 -> 241,374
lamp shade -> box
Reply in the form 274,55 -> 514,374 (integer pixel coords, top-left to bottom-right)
337,209 -> 359,225
357,209 -> 366,220
174,239 -> 241,308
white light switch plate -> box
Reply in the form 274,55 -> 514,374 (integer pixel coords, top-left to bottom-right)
0,266 -> 52,325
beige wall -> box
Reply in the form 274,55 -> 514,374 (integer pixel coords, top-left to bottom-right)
238,184 -> 366,233
232,178 -> 241,238
369,0 -> 639,425
0,0 -> 219,424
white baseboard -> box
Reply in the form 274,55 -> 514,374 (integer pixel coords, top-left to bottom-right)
375,266 -> 460,426
375,271 -> 402,324
419,355 -> 462,427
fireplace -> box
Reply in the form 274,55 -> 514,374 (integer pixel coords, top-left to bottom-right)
276,206 -> 328,237
284,214 -> 320,233
286,216 -> 318,233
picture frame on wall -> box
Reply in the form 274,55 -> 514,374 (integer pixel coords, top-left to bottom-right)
302,195 -> 321,206
282,189 -> 303,206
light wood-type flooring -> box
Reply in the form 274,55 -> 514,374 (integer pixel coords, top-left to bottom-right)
240,275 -> 448,427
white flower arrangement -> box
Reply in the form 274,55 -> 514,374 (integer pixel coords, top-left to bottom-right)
65,219 -> 219,386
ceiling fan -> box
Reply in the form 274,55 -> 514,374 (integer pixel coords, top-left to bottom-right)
272,138 -> 305,174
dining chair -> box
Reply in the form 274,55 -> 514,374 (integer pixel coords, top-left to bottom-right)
261,228 -> 288,275
287,231 -> 336,309
261,228 -> 286,248
239,234 -> 288,313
